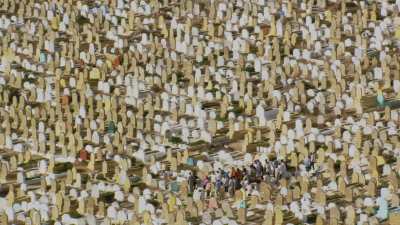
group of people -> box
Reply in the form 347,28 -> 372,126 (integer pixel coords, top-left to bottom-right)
183,151 -> 318,207
188,157 -> 296,198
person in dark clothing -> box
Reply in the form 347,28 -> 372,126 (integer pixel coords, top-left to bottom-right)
228,178 -> 235,197
235,177 -> 242,190
279,161 -> 287,178
224,176 -> 229,193
249,165 -> 257,182
310,154 -> 316,170
188,171 -> 197,193
304,156 -> 311,172
254,160 -> 264,181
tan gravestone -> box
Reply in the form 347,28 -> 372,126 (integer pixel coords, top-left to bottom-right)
102,161 -> 108,176
0,163 -> 7,183
222,201 -> 234,218
0,210 -> 8,225
157,191 -> 164,204
263,209 -> 273,225
215,207 -> 224,218
170,157 -> 178,171
238,207 -> 246,224
316,215 -> 325,225
189,204 -> 198,217
176,151 -> 182,165
86,197 -> 95,215
249,195 -> 258,209
97,201 -> 105,218
369,156 -> 378,179
10,156 -> 17,171
6,185 -> 14,205
176,209 -> 186,225
62,196 -> 70,213
316,188 -> 326,206
143,211 -> 151,225
389,212 -> 400,225
293,186 -> 301,200
345,205 -> 355,225
167,149 -> 173,162
391,193 -> 400,208
339,161 -> 348,178
208,119 -> 217,135
179,181 -> 189,198
366,178 -> 376,197
337,177 -> 346,195
161,203 -> 169,220
235,190 -> 243,202
274,207 -> 283,225
30,210 -> 40,225
329,206 -> 340,225
182,150 -> 189,163
300,177 -> 309,194
389,172 -> 399,191
354,198 -> 363,208
50,205 -> 59,221
167,193 -> 177,212
351,171 -> 359,184
196,200 -> 204,215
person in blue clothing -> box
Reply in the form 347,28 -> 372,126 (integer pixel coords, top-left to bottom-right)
376,84 -> 385,108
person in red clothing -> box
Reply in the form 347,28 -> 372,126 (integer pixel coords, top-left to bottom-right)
79,148 -> 88,161
230,167 -> 236,178
112,55 -> 121,68
234,167 -> 243,180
